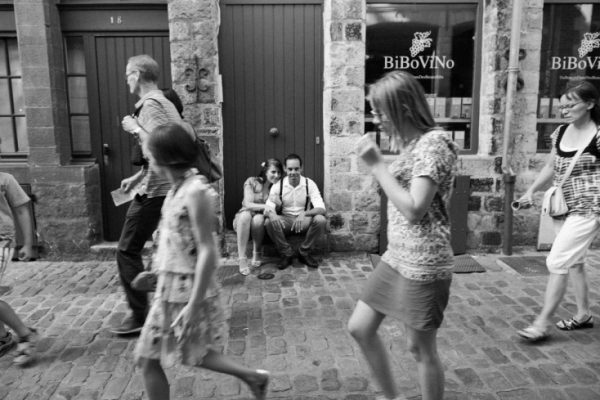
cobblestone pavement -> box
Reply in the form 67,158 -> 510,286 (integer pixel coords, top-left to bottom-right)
0,252 -> 599,400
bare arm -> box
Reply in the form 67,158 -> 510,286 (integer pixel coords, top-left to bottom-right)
241,180 -> 267,212
187,185 -> 218,306
13,203 -> 34,260
372,163 -> 438,224
518,152 -> 554,203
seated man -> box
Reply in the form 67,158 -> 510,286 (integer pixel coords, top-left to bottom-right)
264,153 -> 326,269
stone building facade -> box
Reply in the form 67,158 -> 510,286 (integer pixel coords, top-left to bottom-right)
1,0 -> 587,257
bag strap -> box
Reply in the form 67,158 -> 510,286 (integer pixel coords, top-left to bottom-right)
557,126 -> 599,187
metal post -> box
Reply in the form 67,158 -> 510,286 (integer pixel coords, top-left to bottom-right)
501,0 -> 524,255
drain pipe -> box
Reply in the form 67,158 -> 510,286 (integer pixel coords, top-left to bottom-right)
501,0 -> 524,256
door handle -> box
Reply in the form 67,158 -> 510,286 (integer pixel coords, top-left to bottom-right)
269,127 -> 280,137
103,143 -> 110,155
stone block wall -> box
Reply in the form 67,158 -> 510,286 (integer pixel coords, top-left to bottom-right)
324,0 -> 380,252
466,0 -> 544,250
14,0 -> 102,259
168,0 -> 224,220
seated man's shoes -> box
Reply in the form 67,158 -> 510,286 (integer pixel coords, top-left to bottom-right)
277,255 -> 294,270
297,250 -> 318,268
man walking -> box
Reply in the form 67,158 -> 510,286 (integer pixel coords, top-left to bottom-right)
111,54 -> 182,335
264,154 -> 326,269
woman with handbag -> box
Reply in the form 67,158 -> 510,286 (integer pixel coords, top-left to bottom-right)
516,80 -> 600,342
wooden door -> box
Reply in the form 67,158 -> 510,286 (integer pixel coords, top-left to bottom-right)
219,1 -> 324,227
90,36 -> 171,240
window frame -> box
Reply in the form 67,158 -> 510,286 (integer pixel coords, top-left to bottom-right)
0,35 -> 27,160
536,0 -> 600,153
365,0 -> 483,155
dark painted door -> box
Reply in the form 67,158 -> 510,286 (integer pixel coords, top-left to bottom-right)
90,36 -> 172,240
219,1 -> 324,227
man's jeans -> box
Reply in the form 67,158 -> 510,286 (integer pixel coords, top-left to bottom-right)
265,214 -> 326,257
116,194 -> 165,323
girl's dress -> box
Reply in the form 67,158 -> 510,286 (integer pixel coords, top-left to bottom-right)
134,173 -> 227,367
360,131 -> 458,331
232,177 -> 269,231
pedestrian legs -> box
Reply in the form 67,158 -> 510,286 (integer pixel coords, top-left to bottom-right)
347,300 -> 398,399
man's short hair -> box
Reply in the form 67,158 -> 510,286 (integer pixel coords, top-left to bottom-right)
128,54 -> 160,83
284,153 -> 303,167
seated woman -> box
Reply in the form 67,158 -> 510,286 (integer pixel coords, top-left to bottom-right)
233,159 -> 283,275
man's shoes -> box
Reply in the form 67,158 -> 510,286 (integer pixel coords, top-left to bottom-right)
277,255 -> 294,270
131,271 -> 157,292
110,316 -> 144,336
297,250 -> 319,268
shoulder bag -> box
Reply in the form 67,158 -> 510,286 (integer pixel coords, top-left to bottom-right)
541,126 -> 598,217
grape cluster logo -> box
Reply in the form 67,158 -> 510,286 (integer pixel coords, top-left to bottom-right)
578,32 -> 600,58
409,31 -> 433,57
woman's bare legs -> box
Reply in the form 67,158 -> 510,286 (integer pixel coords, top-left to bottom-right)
201,349 -> 269,399
140,358 -> 170,400
347,300 -> 398,399
406,327 -> 444,400
569,264 -> 590,320
236,211 -> 252,274
250,214 -> 265,266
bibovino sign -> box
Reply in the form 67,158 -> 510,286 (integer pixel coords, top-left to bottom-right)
383,31 -> 456,73
550,32 -> 600,70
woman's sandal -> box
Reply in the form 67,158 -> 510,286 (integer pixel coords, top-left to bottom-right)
239,258 -> 250,276
248,369 -> 270,400
517,325 -> 549,342
556,315 -> 594,330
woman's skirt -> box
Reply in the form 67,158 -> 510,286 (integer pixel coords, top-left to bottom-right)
360,260 -> 451,331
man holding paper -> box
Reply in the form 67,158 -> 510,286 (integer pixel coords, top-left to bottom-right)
111,54 -> 182,335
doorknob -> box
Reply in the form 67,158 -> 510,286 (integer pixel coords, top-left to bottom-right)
269,127 -> 279,137
103,143 -> 110,155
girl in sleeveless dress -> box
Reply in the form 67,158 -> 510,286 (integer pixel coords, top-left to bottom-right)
134,122 -> 269,400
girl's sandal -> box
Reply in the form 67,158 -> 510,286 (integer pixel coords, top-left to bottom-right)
556,315 -> 594,330
250,259 -> 262,269
249,369 -> 270,400
239,258 -> 250,276
517,325 -> 549,342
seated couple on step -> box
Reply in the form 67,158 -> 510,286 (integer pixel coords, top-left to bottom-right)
233,154 -> 326,275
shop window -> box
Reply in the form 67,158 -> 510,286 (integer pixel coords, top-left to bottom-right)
64,36 -> 92,156
0,37 -> 27,158
537,3 -> 600,152
366,1 -> 480,153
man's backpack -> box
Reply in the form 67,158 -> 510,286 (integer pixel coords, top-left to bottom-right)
193,136 -> 222,183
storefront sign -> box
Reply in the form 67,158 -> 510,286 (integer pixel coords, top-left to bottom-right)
550,32 -> 600,70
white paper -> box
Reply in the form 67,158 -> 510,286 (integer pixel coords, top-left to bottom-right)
111,188 -> 135,207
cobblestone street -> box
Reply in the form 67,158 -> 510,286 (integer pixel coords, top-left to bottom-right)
0,252 -> 599,399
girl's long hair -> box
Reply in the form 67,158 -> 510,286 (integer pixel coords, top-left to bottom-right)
368,71 -> 435,151
257,158 -> 283,183
563,80 -> 600,124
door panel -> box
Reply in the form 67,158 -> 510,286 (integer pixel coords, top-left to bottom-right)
91,35 -> 171,240
219,2 -> 323,227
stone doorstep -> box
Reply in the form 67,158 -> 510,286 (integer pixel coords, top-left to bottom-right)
222,229 -> 329,259
89,229 -> 329,261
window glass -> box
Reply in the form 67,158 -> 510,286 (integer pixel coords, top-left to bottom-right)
15,117 -> 27,153
65,36 -> 86,75
0,79 -> 10,114
0,40 -> 6,76
7,38 -> 20,75
68,77 -> 89,114
537,3 -> 600,151
11,78 -> 23,114
70,116 -> 91,153
0,117 -> 15,153
366,3 -> 477,151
